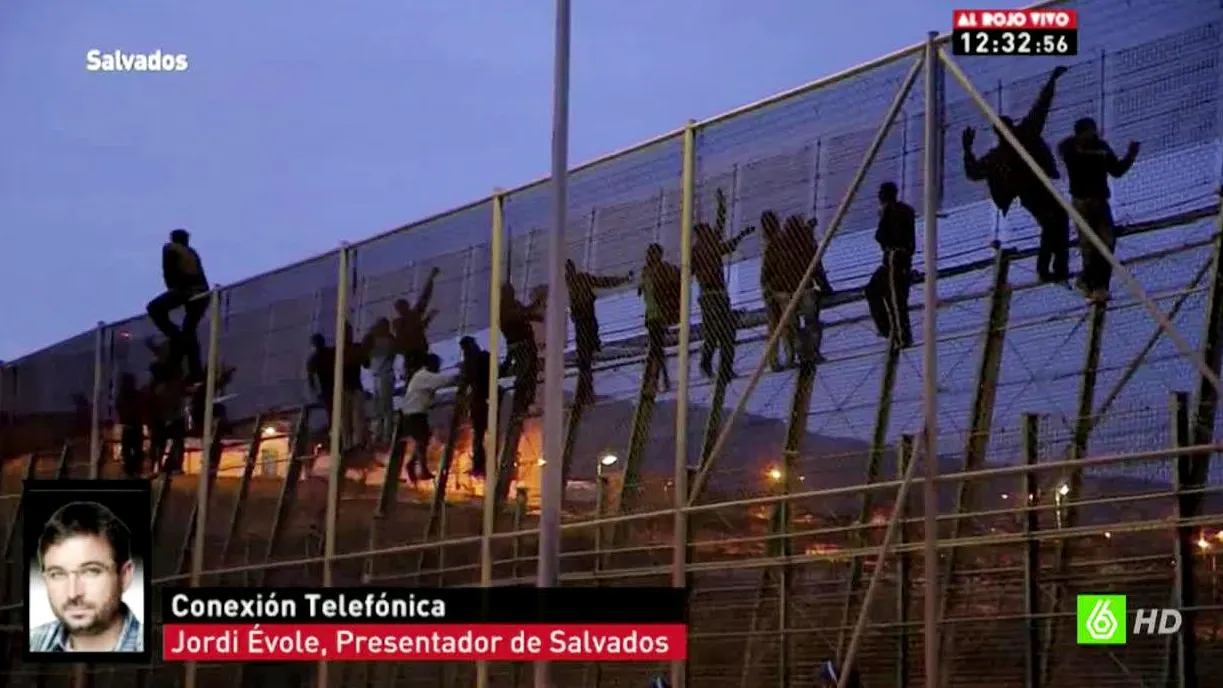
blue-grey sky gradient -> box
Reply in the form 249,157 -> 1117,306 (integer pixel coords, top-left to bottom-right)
0,0 -> 1023,361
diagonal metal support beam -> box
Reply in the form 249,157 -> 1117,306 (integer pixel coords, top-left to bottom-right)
938,48 -> 1222,399
836,343 -> 902,658
938,248 -> 1013,680
836,422 -> 926,688
1084,251 -> 1214,439
688,51 -> 925,507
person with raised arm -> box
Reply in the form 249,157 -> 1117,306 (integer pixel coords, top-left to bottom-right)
964,65 -> 1071,284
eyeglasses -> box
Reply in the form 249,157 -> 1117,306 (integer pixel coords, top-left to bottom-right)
43,564 -> 113,585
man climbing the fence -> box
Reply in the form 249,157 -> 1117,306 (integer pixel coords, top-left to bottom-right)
865,182 -> 915,349
639,242 -> 680,393
785,214 -> 833,364
499,282 -> 544,415
115,373 -> 145,478
458,335 -> 493,478
693,187 -> 754,381
760,212 -> 832,370
392,265 -> 440,379
306,332 -> 335,415
146,228 -> 210,384
565,258 -> 633,406
759,211 -> 796,371
400,353 -> 456,484
963,65 -> 1070,284
1058,116 -> 1139,303
362,317 -> 397,445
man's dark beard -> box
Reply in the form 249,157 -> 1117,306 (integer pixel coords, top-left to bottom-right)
56,596 -> 120,636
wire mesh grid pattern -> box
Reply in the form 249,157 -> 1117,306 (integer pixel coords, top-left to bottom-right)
3,0 -> 1223,686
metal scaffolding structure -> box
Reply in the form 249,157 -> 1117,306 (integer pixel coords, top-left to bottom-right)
3,0 -> 1223,686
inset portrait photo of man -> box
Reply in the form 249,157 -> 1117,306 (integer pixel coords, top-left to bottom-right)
23,479 -> 152,664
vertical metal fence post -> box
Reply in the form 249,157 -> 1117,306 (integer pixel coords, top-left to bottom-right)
538,3 -> 571,687
89,321 -> 105,478
318,244 -> 351,688
477,190 -> 506,688
921,30 -> 942,688
184,287 -> 223,688
671,118 -> 697,688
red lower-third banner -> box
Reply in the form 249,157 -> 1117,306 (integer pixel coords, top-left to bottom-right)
162,623 -> 687,661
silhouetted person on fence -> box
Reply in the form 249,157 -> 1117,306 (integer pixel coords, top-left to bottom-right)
363,317 -> 397,445
963,65 -> 1069,283
115,373 -> 144,477
639,243 -> 679,393
865,182 -> 915,349
565,258 -> 633,406
693,188 -> 755,380
306,333 -> 336,427
1058,117 -> 1139,302
147,229 -> 210,384
186,363 -> 234,439
400,353 -> 455,483
147,352 -> 186,475
763,213 -> 832,370
458,336 -> 493,477
500,282 -> 544,414
759,212 -> 794,370
340,323 -> 367,450
393,265 -> 440,377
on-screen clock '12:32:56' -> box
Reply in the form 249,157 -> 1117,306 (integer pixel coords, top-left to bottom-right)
953,29 -> 1079,56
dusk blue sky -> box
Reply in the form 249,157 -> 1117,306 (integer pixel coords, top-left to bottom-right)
0,0 -> 1027,361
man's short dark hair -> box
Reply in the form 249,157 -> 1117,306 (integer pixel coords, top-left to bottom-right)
38,502 -> 132,570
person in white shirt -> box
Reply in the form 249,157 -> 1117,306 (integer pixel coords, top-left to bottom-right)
400,353 -> 456,483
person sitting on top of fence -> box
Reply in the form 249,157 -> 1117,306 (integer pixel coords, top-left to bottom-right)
1057,117 -> 1140,303
963,65 -> 1070,284
565,258 -> 633,407
146,228 -> 210,385
639,242 -> 680,394
392,265 -> 441,379
864,182 -> 915,350
692,187 -> 755,381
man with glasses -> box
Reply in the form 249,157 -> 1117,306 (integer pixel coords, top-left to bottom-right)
28,501 -> 143,653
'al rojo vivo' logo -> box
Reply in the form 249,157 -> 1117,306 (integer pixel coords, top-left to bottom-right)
1077,594 -> 1126,644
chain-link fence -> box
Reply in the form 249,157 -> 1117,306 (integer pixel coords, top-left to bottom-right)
3,0 -> 1223,685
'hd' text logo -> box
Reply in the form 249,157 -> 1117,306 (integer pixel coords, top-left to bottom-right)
1076,594 -> 1182,644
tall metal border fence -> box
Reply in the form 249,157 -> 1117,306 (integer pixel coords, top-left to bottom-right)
3,0 -> 1223,685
